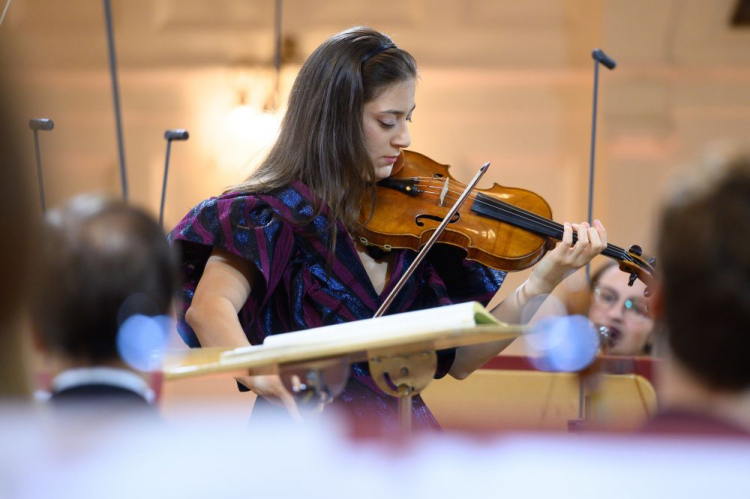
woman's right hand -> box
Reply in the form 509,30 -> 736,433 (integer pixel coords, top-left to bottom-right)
236,374 -> 304,423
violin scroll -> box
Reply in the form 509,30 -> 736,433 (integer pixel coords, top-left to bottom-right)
618,245 -> 657,297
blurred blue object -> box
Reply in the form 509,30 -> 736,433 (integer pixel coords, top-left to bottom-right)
527,315 -> 600,372
116,314 -> 171,372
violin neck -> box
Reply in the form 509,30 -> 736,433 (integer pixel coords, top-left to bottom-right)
471,192 -> 625,263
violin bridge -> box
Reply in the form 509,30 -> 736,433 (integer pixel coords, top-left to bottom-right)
439,178 -> 449,206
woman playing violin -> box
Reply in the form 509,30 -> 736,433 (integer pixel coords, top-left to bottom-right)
169,26 -> 607,430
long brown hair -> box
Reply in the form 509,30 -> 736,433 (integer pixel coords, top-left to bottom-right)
230,27 -> 417,235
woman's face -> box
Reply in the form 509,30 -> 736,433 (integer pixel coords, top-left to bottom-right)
362,79 -> 415,180
588,266 -> 654,356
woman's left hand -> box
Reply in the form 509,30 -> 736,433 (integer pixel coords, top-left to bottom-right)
528,219 -> 607,294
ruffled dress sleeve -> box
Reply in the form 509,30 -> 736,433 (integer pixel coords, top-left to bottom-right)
168,192 -> 295,347
426,244 -> 506,307
420,245 -> 506,379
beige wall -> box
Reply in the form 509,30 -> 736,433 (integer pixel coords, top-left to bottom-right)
4,0 -> 750,310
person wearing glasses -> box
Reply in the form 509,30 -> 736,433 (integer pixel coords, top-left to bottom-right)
588,260 -> 654,356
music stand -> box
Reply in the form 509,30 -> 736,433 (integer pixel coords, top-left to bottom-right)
164,303 -> 525,435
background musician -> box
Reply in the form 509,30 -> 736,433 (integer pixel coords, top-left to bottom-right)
588,261 -> 655,356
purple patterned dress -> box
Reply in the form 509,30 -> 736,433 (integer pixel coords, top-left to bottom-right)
169,181 -> 505,432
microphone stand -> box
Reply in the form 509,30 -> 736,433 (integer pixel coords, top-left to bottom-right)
103,0 -> 128,200
570,49 -> 616,432
586,49 -> 616,283
29,118 -> 54,214
159,129 -> 189,228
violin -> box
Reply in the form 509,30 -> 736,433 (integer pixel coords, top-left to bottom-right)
356,150 -> 656,288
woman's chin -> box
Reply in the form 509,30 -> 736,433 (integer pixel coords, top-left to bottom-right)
375,164 -> 394,180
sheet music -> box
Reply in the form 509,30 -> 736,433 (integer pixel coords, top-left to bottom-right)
226,301 -> 500,356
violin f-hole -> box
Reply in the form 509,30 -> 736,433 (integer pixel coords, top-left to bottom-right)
415,212 -> 460,227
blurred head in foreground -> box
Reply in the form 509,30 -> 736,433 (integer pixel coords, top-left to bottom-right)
651,153 -> 750,433
656,154 -> 750,392
0,82 -> 37,399
588,261 -> 654,356
32,195 -> 178,393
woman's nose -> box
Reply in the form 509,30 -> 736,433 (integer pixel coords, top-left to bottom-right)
392,123 -> 411,149
608,301 -> 626,320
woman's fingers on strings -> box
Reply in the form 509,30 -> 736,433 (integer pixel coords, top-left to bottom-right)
561,222 -> 573,247
593,218 -> 608,247
568,222 -> 589,260
575,222 -> 590,244
587,226 -> 603,250
580,219 -> 606,257
571,221 -> 609,264
573,220 -> 607,263
564,222 -> 587,259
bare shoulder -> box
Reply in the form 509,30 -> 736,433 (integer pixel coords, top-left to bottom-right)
205,247 -> 258,286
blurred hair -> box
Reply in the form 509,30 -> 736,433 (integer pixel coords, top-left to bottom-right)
230,26 -> 418,238
31,195 -> 179,365
589,260 -> 618,290
657,154 -> 750,391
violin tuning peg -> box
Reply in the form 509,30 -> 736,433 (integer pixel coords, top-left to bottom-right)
628,272 -> 638,287
628,244 -> 643,257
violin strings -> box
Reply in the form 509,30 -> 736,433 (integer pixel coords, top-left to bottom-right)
411,176 -> 568,237
404,176 -> 635,264
407,175 -> 609,247
450,187 -> 634,263
432,188 -> 635,264
391,175 -> 646,270
411,176 -> 607,242
412,175 -> 577,239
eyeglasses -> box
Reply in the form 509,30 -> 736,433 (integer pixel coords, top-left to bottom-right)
592,285 -> 652,322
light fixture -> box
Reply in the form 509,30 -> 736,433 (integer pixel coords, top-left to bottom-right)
224,0 -> 291,149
